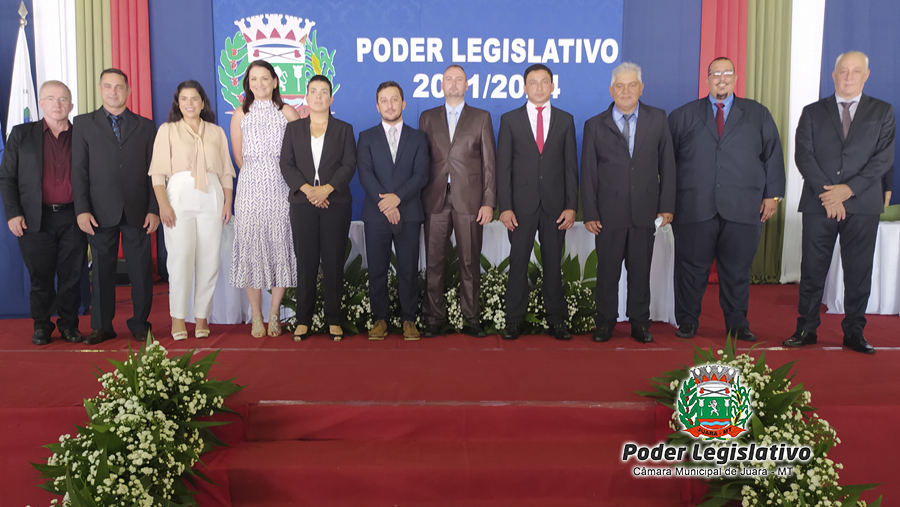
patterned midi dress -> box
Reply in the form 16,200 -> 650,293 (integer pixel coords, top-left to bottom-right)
230,100 -> 297,289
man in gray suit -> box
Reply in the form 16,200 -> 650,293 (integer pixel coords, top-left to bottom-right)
497,64 -> 578,341
784,51 -> 895,354
73,69 -> 159,345
419,65 -> 496,338
668,57 -> 784,341
581,62 -> 675,344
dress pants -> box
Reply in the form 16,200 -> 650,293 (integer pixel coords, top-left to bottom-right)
17,206 -> 87,333
88,213 -> 154,336
797,212 -> 879,336
673,214 -> 761,330
594,225 -> 654,328
365,219 -> 421,322
163,172 -> 224,320
290,201 -> 352,326
506,204 -> 567,325
423,190 -> 483,325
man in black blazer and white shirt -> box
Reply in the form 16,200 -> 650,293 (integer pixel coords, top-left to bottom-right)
581,62 -> 676,344
0,80 -> 87,345
668,57 -> 784,342
784,51 -> 895,354
72,69 -> 159,345
497,64 -> 578,341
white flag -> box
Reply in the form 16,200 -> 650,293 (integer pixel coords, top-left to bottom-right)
6,25 -> 39,138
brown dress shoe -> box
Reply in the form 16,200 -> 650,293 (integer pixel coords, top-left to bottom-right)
402,321 -> 420,341
369,320 -> 388,340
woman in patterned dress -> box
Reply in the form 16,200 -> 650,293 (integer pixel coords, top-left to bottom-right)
230,60 -> 300,337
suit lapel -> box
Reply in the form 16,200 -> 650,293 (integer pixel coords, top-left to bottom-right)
844,94 -> 870,144
600,106 -> 627,155
702,99 -> 720,141
93,109 -> 120,145
632,103 -> 649,157
434,106 -> 451,146
721,99 -> 743,140
545,104 -> 559,148
394,124 -> 410,168
451,105 -> 469,146
119,109 -> 139,143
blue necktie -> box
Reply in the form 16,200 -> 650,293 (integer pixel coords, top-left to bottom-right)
110,114 -> 122,142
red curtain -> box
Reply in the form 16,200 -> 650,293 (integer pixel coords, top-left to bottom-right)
698,0 -> 747,99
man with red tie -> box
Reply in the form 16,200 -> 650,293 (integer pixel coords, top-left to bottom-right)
496,64 -> 578,341
667,57 -> 785,342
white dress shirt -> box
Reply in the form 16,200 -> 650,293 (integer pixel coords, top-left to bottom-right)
310,134 -> 325,185
526,101 -> 551,144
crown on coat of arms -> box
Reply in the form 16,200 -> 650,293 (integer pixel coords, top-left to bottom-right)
690,365 -> 738,398
235,14 -> 315,59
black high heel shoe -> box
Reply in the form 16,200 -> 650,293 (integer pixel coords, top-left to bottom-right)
330,326 -> 344,342
293,326 -> 310,342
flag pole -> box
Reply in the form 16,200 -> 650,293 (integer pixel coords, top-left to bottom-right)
18,1 -> 27,27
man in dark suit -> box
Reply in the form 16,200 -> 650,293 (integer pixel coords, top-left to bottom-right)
357,81 -> 430,341
0,80 -> 87,345
497,64 -> 578,341
581,62 -> 675,344
418,65 -> 496,338
668,57 -> 784,341
784,51 -> 895,354
72,69 -> 159,344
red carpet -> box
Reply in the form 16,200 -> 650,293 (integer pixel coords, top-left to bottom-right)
0,283 -> 896,506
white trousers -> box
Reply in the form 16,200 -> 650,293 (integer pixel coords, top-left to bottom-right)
164,171 -> 224,319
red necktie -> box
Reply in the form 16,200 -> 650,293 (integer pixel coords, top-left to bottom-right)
536,106 -> 545,153
715,102 -> 725,138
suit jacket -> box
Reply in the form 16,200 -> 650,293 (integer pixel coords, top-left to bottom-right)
668,96 -> 785,225
280,116 -> 357,204
418,104 -> 496,215
581,102 -> 676,229
357,122 -> 430,224
72,108 -> 158,228
795,94 -> 895,215
497,104 -> 578,217
0,121 -> 52,232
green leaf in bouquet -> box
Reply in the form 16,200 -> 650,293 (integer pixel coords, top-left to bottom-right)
532,240 -> 542,266
583,249 -> 597,281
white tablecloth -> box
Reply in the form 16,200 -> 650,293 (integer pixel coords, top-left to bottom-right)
823,221 -> 900,316
190,221 -> 677,325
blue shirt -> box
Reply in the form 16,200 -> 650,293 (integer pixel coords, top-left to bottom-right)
709,93 -> 734,123
612,103 -> 639,157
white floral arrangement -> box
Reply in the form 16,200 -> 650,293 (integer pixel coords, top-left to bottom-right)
639,338 -> 882,507
283,242 -> 599,336
31,338 -> 243,507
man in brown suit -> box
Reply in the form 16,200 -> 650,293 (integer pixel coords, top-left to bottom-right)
418,65 -> 496,337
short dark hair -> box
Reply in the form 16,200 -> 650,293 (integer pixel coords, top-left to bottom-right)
707,57 -> 734,74
241,60 -> 286,114
308,74 -> 333,96
100,68 -> 129,86
168,80 -> 216,123
524,64 -> 553,82
376,81 -> 404,102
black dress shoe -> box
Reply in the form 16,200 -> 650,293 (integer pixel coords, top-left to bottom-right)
421,323 -> 442,338
32,329 -> 51,346
730,327 -> 757,342
461,322 -> 487,338
84,330 -> 116,345
631,327 -> 653,343
592,325 -> 612,342
843,333 -> 876,355
132,329 -> 151,342
60,328 -> 84,343
551,324 -> 572,341
783,330 -> 817,348
676,325 -> 697,339
502,323 -> 523,340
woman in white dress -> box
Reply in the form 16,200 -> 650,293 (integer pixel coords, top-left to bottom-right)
230,61 -> 300,337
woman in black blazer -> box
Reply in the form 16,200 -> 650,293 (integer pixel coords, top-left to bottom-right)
279,75 -> 357,341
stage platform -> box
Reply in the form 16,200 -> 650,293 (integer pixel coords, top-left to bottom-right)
0,283 -> 896,506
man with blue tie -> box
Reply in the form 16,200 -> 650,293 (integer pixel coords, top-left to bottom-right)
357,81 -> 430,340
667,57 -> 784,342
580,62 -> 676,343
784,51 -> 895,354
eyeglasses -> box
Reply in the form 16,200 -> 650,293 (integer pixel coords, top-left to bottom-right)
708,71 -> 735,78
40,96 -> 71,104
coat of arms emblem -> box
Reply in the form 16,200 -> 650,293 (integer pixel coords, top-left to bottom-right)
677,364 -> 753,440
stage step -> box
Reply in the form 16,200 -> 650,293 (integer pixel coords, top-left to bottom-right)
220,439 -> 686,507
245,401 -> 663,442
